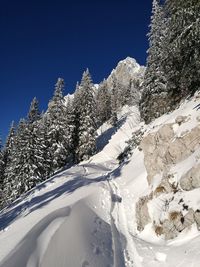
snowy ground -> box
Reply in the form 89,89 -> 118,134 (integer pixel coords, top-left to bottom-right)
0,103 -> 200,267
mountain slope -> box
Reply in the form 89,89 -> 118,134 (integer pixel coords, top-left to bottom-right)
0,106 -> 142,267
0,92 -> 200,267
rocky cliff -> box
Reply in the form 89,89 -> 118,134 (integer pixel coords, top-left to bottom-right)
135,91 -> 200,240
106,57 -> 145,89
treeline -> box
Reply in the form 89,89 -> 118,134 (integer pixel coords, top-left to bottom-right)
0,69 -> 139,209
140,0 -> 200,123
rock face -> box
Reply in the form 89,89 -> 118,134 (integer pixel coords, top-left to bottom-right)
140,124 -> 174,184
159,209 -> 195,240
194,210 -> 200,230
106,57 -> 145,107
106,57 -> 145,89
136,194 -> 152,231
180,164 -> 200,191
140,123 -> 200,185
136,116 -> 200,239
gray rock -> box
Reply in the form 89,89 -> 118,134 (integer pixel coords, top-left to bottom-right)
180,164 -> 200,191
183,209 -> 195,228
136,195 -> 152,231
163,219 -> 178,240
194,210 -> 200,230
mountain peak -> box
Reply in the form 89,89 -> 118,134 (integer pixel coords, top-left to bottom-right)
106,56 -> 145,88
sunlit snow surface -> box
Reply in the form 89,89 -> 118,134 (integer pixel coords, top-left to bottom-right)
0,98 -> 200,267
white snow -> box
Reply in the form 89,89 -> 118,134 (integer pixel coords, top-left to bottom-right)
155,252 -> 167,262
1,94 -> 200,267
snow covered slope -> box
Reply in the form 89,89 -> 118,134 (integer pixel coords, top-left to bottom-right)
0,106 -> 142,267
1,92 -> 200,267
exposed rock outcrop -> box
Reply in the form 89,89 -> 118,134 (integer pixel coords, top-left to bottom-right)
194,210 -> 200,230
180,164 -> 200,191
140,123 -> 200,185
136,117 -> 200,239
106,57 -> 145,89
136,194 -> 152,231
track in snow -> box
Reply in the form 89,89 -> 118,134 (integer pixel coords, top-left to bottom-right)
107,177 -> 142,267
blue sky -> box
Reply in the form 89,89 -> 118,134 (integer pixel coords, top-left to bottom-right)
0,0 -> 152,142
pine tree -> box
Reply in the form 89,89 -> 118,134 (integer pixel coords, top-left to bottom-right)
0,139 -> 4,191
0,122 -> 16,205
120,81 -> 131,107
74,69 -> 97,161
163,0 -> 200,97
3,119 -> 27,202
65,97 -> 76,163
0,139 -> 5,207
110,78 -> 118,126
129,79 -> 141,106
20,98 -> 44,190
3,122 -> 16,161
4,99 -> 43,202
4,121 -> 16,161
28,97 -> 40,123
140,0 -> 168,123
46,78 -> 71,171
96,80 -> 111,126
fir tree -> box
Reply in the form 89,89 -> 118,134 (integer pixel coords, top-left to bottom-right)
65,97 -> 76,163
110,78 -> 118,126
120,81 -> 131,107
0,139 -> 4,191
37,114 -> 52,179
28,97 -> 40,123
0,139 -> 5,207
96,80 -> 111,126
74,69 -> 97,161
163,0 -> 200,97
0,122 -> 16,205
46,78 -> 71,171
4,121 -> 16,161
4,99 -> 43,202
3,119 -> 27,202
140,0 -> 168,123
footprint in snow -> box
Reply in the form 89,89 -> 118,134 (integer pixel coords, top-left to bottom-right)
82,260 -> 90,267
92,228 -> 98,235
94,217 -> 102,226
93,246 -> 101,255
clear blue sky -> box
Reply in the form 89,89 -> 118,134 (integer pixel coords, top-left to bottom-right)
0,0 -> 152,142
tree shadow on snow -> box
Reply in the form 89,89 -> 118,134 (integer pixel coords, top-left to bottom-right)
0,118 -> 129,231
96,116 -> 127,152
0,173 -> 109,230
